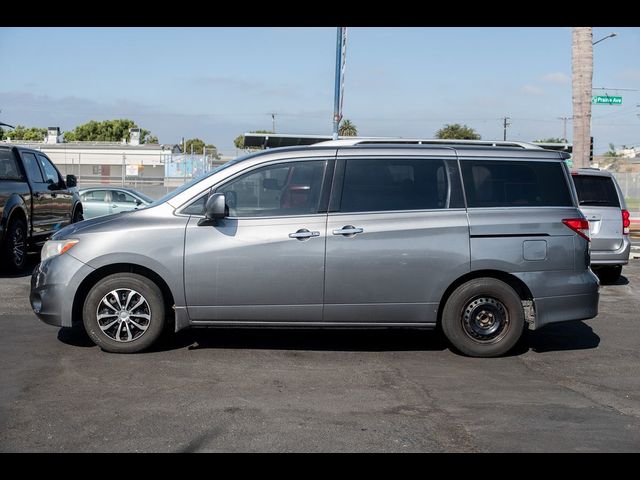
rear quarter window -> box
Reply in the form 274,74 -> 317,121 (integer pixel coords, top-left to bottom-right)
0,150 -> 23,181
572,175 -> 620,208
460,160 -> 573,208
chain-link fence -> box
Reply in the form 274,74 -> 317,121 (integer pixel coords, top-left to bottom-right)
70,154 -> 228,200
612,172 -> 640,211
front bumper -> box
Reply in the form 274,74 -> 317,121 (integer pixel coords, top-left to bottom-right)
30,253 -> 94,327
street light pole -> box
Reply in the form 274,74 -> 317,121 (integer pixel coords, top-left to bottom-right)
592,32 -> 617,46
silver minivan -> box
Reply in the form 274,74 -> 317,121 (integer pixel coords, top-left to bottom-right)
571,168 -> 631,283
30,141 -> 600,357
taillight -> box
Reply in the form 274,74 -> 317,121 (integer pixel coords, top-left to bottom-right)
622,210 -> 630,235
563,218 -> 590,242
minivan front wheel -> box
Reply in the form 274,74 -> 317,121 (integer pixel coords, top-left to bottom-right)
442,278 -> 525,357
82,273 -> 166,353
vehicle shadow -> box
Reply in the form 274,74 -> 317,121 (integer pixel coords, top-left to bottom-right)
513,320 -> 600,355
600,274 -> 629,286
55,319 -> 601,355
150,320 -> 601,355
154,327 -> 450,353
57,326 -> 96,348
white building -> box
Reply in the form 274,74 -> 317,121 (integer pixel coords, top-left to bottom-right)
3,127 -> 181,182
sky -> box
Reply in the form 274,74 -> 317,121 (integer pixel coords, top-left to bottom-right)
0,27 -> 638,156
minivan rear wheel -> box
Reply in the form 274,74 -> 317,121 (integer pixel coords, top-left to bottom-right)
442,278 -> 525,358
82,273 -> 166,353
594,265 -> 622,285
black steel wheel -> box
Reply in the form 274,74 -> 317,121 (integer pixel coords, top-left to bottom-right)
442,278 -> 525,357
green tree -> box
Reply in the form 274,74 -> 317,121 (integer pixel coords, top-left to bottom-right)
435,124 -> 481,140
234,130 -> 273,150
182,138 -> 217,156
535,137 -> 567,143
339,119 -> 358,136
2,125 -> 47,141
603,143 -> 619,157
63,119 -> 158,144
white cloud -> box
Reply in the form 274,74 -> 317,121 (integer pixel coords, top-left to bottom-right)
521,85 -> 545,95
541,72 -> 570,85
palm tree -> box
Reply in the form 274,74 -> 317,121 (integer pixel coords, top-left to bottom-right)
572,27 -> 593,169
339,119 -> 358,136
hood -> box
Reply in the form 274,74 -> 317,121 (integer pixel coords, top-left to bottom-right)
52,210 -> 137,240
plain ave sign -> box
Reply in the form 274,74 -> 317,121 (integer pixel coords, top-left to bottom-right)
592,95 -> 623,105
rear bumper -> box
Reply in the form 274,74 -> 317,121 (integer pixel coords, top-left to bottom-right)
533,291 -> 599,330
515,269 -> 600,330
590,237 -> 631,266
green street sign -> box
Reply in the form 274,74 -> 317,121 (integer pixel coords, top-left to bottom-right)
565,158 -> 573,168
592,95 -> 622,105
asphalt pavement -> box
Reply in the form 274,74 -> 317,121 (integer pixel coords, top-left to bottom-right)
1,256 -> 640,452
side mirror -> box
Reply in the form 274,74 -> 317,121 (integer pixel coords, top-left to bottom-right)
135,199 -> 142,206
66,174 -> 77,188
198,193 -> 227,225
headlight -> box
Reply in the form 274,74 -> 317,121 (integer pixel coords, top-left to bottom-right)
41,239 -> 79,262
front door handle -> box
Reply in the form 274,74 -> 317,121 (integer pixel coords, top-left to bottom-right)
289,229 -> 320,240
332,225 -> 364,236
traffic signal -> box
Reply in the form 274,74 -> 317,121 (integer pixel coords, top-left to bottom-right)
589,136 -> 594,162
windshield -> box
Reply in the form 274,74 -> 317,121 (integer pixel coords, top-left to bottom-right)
148,157 -> 245,207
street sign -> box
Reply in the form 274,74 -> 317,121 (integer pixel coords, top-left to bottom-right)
592,95 -> 622,105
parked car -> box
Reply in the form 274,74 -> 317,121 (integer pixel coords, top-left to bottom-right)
1,145 -> 83,272
78,187 -> 154,219
30,140 -> 599,357
571,168 -> 631,283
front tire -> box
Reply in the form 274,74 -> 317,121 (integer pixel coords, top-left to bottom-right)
441,278 -> 525,358
2,218 -> 27,273
82,273 -> 166,353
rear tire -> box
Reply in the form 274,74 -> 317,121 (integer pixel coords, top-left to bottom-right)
441,278 -> 525,358
82,273 -> 166,353
595,265 -> 622,285
2,218 -> 27,273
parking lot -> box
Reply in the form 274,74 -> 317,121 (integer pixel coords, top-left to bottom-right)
0,254 -> 639,452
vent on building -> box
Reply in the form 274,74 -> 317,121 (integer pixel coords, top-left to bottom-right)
46,127 -> 60,144
129,128 -> 141,146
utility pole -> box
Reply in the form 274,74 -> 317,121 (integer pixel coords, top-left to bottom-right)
558,116 -> 572,142
270,113 -> 276,133
502,117 -> 511,141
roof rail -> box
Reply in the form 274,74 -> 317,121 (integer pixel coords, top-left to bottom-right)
312,137 -> 544,150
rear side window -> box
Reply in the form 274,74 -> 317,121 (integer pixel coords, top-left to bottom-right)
21,152 -> 45,183
460,160 -> 573,208
81,190 -> 108,202
340,158 -> 460,213
0,150 -> 22,180
572,175 -> 620,208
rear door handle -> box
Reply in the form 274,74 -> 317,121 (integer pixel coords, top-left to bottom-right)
332,225 -> 364,236
289,229 -> 320,239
